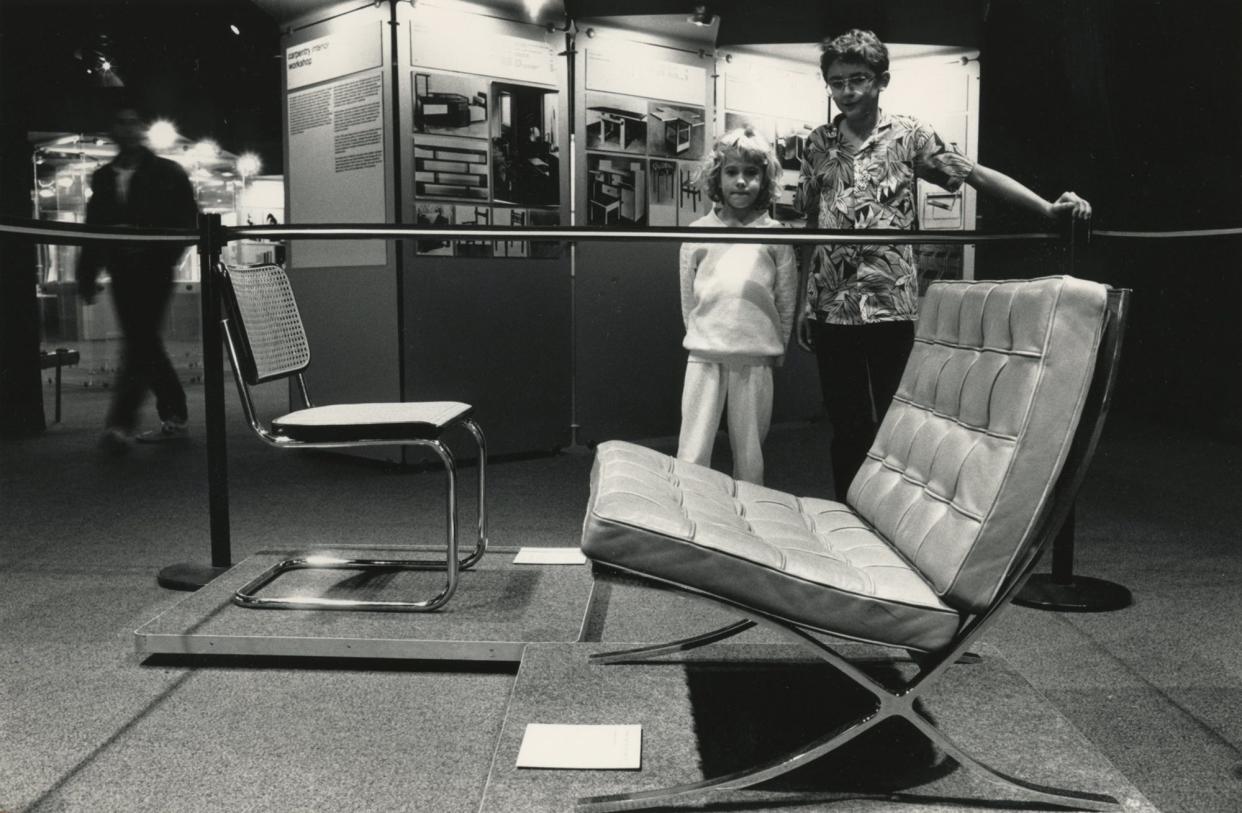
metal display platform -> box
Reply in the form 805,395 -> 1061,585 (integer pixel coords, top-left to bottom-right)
134,546 -> 595,662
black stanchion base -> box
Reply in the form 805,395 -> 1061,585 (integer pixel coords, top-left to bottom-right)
1014,574 -> 1133,612
157,562 -> 231,592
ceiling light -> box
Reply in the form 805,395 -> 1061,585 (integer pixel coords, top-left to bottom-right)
230,24 -> 241,35
147,120 -> 178,150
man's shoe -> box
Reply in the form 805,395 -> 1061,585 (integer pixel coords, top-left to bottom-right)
99,427 -> 133,455
135,418 -> 189,444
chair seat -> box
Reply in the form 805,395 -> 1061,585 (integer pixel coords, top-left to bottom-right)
581,440 -> 962,652
272,401 -> 472,443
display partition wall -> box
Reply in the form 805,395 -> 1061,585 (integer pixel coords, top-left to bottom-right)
277,1 -> 982,456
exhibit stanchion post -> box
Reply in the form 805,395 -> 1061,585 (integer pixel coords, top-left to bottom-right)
1015,220 -> 1133,612
157,213 -> 233,591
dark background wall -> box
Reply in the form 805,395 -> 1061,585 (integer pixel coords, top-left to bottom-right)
3,0 -> 1240,436
975,0 -> 1242,430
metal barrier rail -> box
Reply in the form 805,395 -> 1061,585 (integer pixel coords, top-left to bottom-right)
18,213 -> 1236,605
1,215 -> 1064,246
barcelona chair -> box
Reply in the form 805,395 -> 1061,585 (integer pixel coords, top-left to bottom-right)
578,276 -> 1128,811
218,263 -> 487,612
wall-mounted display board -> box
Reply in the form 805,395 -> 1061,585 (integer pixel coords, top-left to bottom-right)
876,49 -> 980,283
280,7 -> 402,462
399,0 -> 572,456
573,28 -> 717,444
408,5 -> 562,261
719,52 -> 827,227
285,23 -> 389,269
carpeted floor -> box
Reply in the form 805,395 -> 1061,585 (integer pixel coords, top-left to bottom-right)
2,340 -> 1241,812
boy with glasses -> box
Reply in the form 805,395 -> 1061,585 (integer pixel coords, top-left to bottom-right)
795,28 -> 1092,499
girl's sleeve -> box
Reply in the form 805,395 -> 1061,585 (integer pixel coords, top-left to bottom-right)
773,239 -> 798,349
679,242 -> 698,328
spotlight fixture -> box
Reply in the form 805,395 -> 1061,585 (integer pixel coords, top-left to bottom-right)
687,4 -> 714,26
230,24 -> 241,35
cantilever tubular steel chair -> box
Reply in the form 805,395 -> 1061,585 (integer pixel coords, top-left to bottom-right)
578,276 -> 1129,811
218,263 -> 487,612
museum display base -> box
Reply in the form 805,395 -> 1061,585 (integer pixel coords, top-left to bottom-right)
478,641 -> 1161,812
134,546 -> 594,662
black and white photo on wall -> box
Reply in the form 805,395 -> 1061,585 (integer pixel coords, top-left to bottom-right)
648,102 -> 705,160
584,91 -> 647,154
586,153 -> 647,227
413,133 -> 489,199
453,204 -> 492,258
414,71 -> 489,138
414,202 -> 454,256
676,159 -> 707,224
490,82 -> 560,207
526,208 -> 562,258
724,110 -> 775,144
648,158 -> 677,226
774,118 -> 815,224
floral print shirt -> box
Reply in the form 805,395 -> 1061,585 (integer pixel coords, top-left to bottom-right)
796,110 -> 974,324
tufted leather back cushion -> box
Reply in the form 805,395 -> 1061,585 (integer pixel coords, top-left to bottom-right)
848,276 -> 1108,613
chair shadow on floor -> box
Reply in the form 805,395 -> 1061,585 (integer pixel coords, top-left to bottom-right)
687,660 -> 956,796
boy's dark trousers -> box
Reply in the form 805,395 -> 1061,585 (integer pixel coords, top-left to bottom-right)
105,260 -> 187,431
810,319 -> 915,500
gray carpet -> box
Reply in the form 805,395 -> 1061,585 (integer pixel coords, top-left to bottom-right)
3,345 -> 1241,811
480,642 -> 1158,812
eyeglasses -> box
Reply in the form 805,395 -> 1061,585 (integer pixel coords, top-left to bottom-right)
825,73 -> 876,94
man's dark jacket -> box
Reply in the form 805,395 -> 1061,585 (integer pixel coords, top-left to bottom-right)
77,146 -> 198,293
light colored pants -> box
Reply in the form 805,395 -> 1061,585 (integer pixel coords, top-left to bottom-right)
677,359 -> 774,485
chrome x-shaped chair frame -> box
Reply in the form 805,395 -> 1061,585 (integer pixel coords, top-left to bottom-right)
218,263 -> 487,612
578,278 -> 1129,811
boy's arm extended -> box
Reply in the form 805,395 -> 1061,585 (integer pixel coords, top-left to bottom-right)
966,163 -> 1093,221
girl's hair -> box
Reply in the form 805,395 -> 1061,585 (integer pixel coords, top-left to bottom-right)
698,126 -> 782,211
819,29 -> 889,77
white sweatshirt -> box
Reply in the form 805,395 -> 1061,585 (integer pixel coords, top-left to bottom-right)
679,210 -> 798,363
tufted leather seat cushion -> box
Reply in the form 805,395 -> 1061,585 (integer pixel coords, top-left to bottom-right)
272,401 -> 472,443
583,441 -> 962,650
581,276 -> 1108,652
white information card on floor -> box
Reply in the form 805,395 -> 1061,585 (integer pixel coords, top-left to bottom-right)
516,723 -> 642,770
513,547 -> 587,565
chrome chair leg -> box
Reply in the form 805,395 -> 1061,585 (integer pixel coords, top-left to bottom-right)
588,619 -> 757,665
458,418 -> 488,570
232,440 -> 462,612
576,574 -> 1122,812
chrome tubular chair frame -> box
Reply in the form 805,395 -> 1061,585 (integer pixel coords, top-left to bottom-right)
218,263 -> 488,612
577,283 -> 1130,812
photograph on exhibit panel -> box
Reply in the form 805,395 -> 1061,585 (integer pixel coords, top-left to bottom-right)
584,91 -> 647,155
413,133 -> 489,200
724,111 -> 776,144
585,153 -> 647,228
527,207 -> 562,259
453,204 -> 493,258
676,159 -> 709,225
647,158 -> 677,227
491,82 -> 560,207
773,118 -> 815,171
414,71 -> 489,138
493,207 -> 529,258
648,102 -> 706,161
414,203 -> 455,256
772,118 -> 816,224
